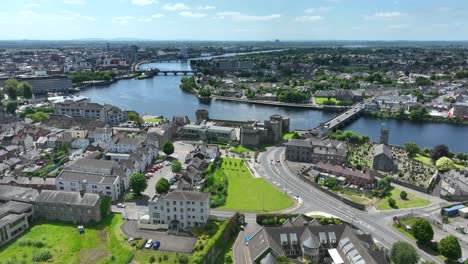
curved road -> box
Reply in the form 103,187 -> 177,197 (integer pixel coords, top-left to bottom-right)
256,146 -> 444,263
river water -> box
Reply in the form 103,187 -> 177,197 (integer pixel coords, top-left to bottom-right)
80,61 -> 468,153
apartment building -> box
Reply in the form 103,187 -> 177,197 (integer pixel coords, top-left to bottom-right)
148,190 -> 210,231
56,170 -> 121,201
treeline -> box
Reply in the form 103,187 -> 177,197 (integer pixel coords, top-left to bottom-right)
69,71 -> 116,84
328,130 -> 369,144
277,90 -> 310,103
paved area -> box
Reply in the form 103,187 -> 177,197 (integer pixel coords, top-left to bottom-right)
121,220 -> 196,253
143,163 -> 174,198
172,141 -> 196,161
233,213 -> 259,264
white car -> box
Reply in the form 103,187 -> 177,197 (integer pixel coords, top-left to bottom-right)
116,203 -> 126,208
144,239 -> 153,249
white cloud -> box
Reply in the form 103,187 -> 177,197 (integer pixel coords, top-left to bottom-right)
179,11 -> 206,18
365,11 -> 402,20
162,3 -> 189,11
295,15 -> 324,22
131,0 -> 157,6
152,14 -> 164,18
24,3 -> 40,8
64,0 -> 86,5
112,16 -> 135,25
215,12 -> 281,21
197,5 -> 215,10
304,6 -> 333,13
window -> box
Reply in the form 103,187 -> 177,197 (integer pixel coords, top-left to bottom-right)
201,209 -> 203,213
106,191 -> 111,195
173,201 -> 176,205
59,187 -> 64,190
200,202 -> 203,206
180,201 -> 183,206
106,186 -> 111,190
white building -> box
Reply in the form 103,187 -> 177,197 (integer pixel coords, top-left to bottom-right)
108,137 -> 141,153
0,201 -> 34,246
92,127 -> 113,143
148,190 -> 210,230
56,170 -> 121,201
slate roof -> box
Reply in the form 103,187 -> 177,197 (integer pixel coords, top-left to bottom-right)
0,185 -> 39,202
374,144 -> 392,158
34,190 -> 100,207
57,170 -> 119,185
160,190 -> 210,202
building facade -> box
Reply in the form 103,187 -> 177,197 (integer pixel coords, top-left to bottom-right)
148,190 -> 210,231
285,138 -> 346,164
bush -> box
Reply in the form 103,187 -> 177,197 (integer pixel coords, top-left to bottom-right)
400,191 -> 408,200
391,241 -> 419,264
435,157 -> 456,172
388,197 -> 396,208
149,255 -> 156,263
438,235 -> 461,260
31,250 -> 52,262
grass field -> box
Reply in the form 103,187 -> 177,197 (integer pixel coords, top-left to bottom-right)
376,188 -> 431,210
134,251 -> 191,264
230,145 -> 252,153
283,132 -> 299,140
414,154 -> 433,166
218,158 -> 294,212
0,214 -> 133,264
315,97 -> 341,105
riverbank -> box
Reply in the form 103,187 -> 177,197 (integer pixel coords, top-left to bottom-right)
211,95 -> 347,111
364,110 -> 468,126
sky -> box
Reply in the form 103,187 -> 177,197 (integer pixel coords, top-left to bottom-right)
1,0 -> 467,41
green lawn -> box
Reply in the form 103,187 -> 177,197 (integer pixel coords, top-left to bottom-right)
283,132 -> 299,140
0,214 -> 133,264
315,97 -> 341,105
218,158 -> 294,212
414,154 -> 433,166
143,118 -> 163,123
230,145 -> 252,153
376,188 -> 431,210
133,251 -> 191,264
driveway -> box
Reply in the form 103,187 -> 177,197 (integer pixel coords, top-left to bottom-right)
233,213 -> 260,264
121,220 -> 196,253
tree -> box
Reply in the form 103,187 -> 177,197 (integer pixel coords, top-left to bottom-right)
162,141 -> 174,156
5,102 -> 17,114
128,111 -> 140,123
430,144 -> 449,161
5,79 -> 19,100
156,178 -> 170,194
438,235 -> 461,261
324,177 -> 337,189
400,191 -> 408,200
171,160 -> 182,173
25,112 -> 49,123
391,241 -> 419,264
388,197 -> 396,208
404,142 -> 420,158
412,218 -> 434,244
129,173 -> 147,195
19,82 -> 33,99
377,176 -> 392,197
435,157 -> 456,172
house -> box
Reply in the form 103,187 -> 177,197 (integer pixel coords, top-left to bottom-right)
108,137 -> 141,153
100,104 -> 128,125
453,102 -> 468,119
375,95 -> 417,105
71,138 -> 90,149
0,201 -> 34,246
248,214 -> 387,264
372,144 -> 395,172
91,127 -> 113,143
56,170 -> 121,201
314,162 -> 376,188
33,190 -> 103,223
285,138 -> 346,165
148,190 -> 210,231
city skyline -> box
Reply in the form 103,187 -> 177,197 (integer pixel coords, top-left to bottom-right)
1,0 -> 467,41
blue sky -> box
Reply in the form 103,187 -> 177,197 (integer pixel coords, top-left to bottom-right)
1,0 -> 467,41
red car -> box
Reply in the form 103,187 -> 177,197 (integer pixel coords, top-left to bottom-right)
147,168 -> 155,173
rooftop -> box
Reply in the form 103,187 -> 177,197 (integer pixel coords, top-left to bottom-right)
34,190 -> 100,207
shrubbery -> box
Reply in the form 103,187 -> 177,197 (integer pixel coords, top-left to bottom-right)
31,250 -> 52,262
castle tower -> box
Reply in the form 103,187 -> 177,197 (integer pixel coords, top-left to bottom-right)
380,123 -> 389,145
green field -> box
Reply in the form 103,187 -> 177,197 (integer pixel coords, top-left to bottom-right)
143,118 -> 163,123
315,97 -> 341,105
230,145 -> 252,153
218,158 -> 294,212
0,214 -> 133,264
282,132 -> 300,140
414,154 -> 433,166
376,188 -> 431,210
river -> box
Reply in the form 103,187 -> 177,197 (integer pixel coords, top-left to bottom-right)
80,60 -> 468,153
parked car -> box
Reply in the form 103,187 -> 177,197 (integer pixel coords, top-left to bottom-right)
145,173 -> 152,179
147,168 -> 156,173
116,203 -> 126,208
169,178 -> 178,184
144,239 -> 153,249
152,241 -> 160,250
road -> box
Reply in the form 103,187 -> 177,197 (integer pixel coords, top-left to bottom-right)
255,146 -> 446,264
